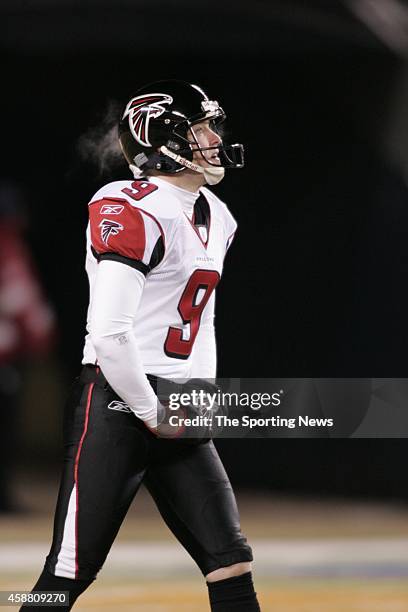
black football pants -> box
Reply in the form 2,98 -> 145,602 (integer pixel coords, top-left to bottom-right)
44,366 -> 252,581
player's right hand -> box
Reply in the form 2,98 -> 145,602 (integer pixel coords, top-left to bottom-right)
149,397 -> 210,445
150,400 -> 187,440
144,377 -> 223,445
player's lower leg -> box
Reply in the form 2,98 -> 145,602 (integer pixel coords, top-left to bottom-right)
19,568 -> 93,611
206,563 -> 261,611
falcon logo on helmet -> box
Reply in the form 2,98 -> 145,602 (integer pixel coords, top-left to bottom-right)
122,94 -> 173,148
99,219 -> 124,245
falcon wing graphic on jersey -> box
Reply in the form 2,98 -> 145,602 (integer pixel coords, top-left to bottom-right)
99,219 -> 124,245
122,93 -> 173,147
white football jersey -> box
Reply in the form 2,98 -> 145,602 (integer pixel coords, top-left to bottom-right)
82,176 -> 237,377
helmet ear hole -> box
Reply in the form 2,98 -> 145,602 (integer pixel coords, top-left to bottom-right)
165,140 -> 181,152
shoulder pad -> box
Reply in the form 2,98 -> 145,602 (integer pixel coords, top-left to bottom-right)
88,195 -> 165,272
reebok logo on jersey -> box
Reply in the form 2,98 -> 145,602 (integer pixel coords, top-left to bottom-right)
100,204 -> 124,215
99,219 -> 124,244
108,400 -> 132,413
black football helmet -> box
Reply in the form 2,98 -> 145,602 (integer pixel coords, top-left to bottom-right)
118,80 -> 244,183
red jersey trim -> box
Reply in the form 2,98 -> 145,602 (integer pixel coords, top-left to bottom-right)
89,198 -> 166,259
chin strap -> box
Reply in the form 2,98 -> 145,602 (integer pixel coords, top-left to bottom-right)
129,164 -> 145,179
160,146 -> 225,186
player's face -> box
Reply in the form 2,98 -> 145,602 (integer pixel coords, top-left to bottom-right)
188,120 -> 222,167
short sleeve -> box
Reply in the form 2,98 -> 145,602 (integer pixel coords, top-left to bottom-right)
225,212 -> 237,254
88,198 -> 165,275
226,228 -> 236,252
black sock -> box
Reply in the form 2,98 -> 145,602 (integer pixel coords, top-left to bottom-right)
207,571 -> 261,611
19,568 -> 94,610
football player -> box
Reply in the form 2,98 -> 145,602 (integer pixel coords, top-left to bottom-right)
21,80 -> 261,611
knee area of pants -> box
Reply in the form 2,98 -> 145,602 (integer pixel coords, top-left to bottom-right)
206,561 -> 252,582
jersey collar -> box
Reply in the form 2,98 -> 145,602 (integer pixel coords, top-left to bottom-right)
149,177 -> 201,220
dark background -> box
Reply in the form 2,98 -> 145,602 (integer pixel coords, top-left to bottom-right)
3,0 -> 408,499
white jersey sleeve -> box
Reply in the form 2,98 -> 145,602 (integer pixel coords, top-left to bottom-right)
89,259 -> 159,427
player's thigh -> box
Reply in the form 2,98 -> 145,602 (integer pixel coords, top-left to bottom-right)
144,440 -> 253,575
46,379 -> 149,580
